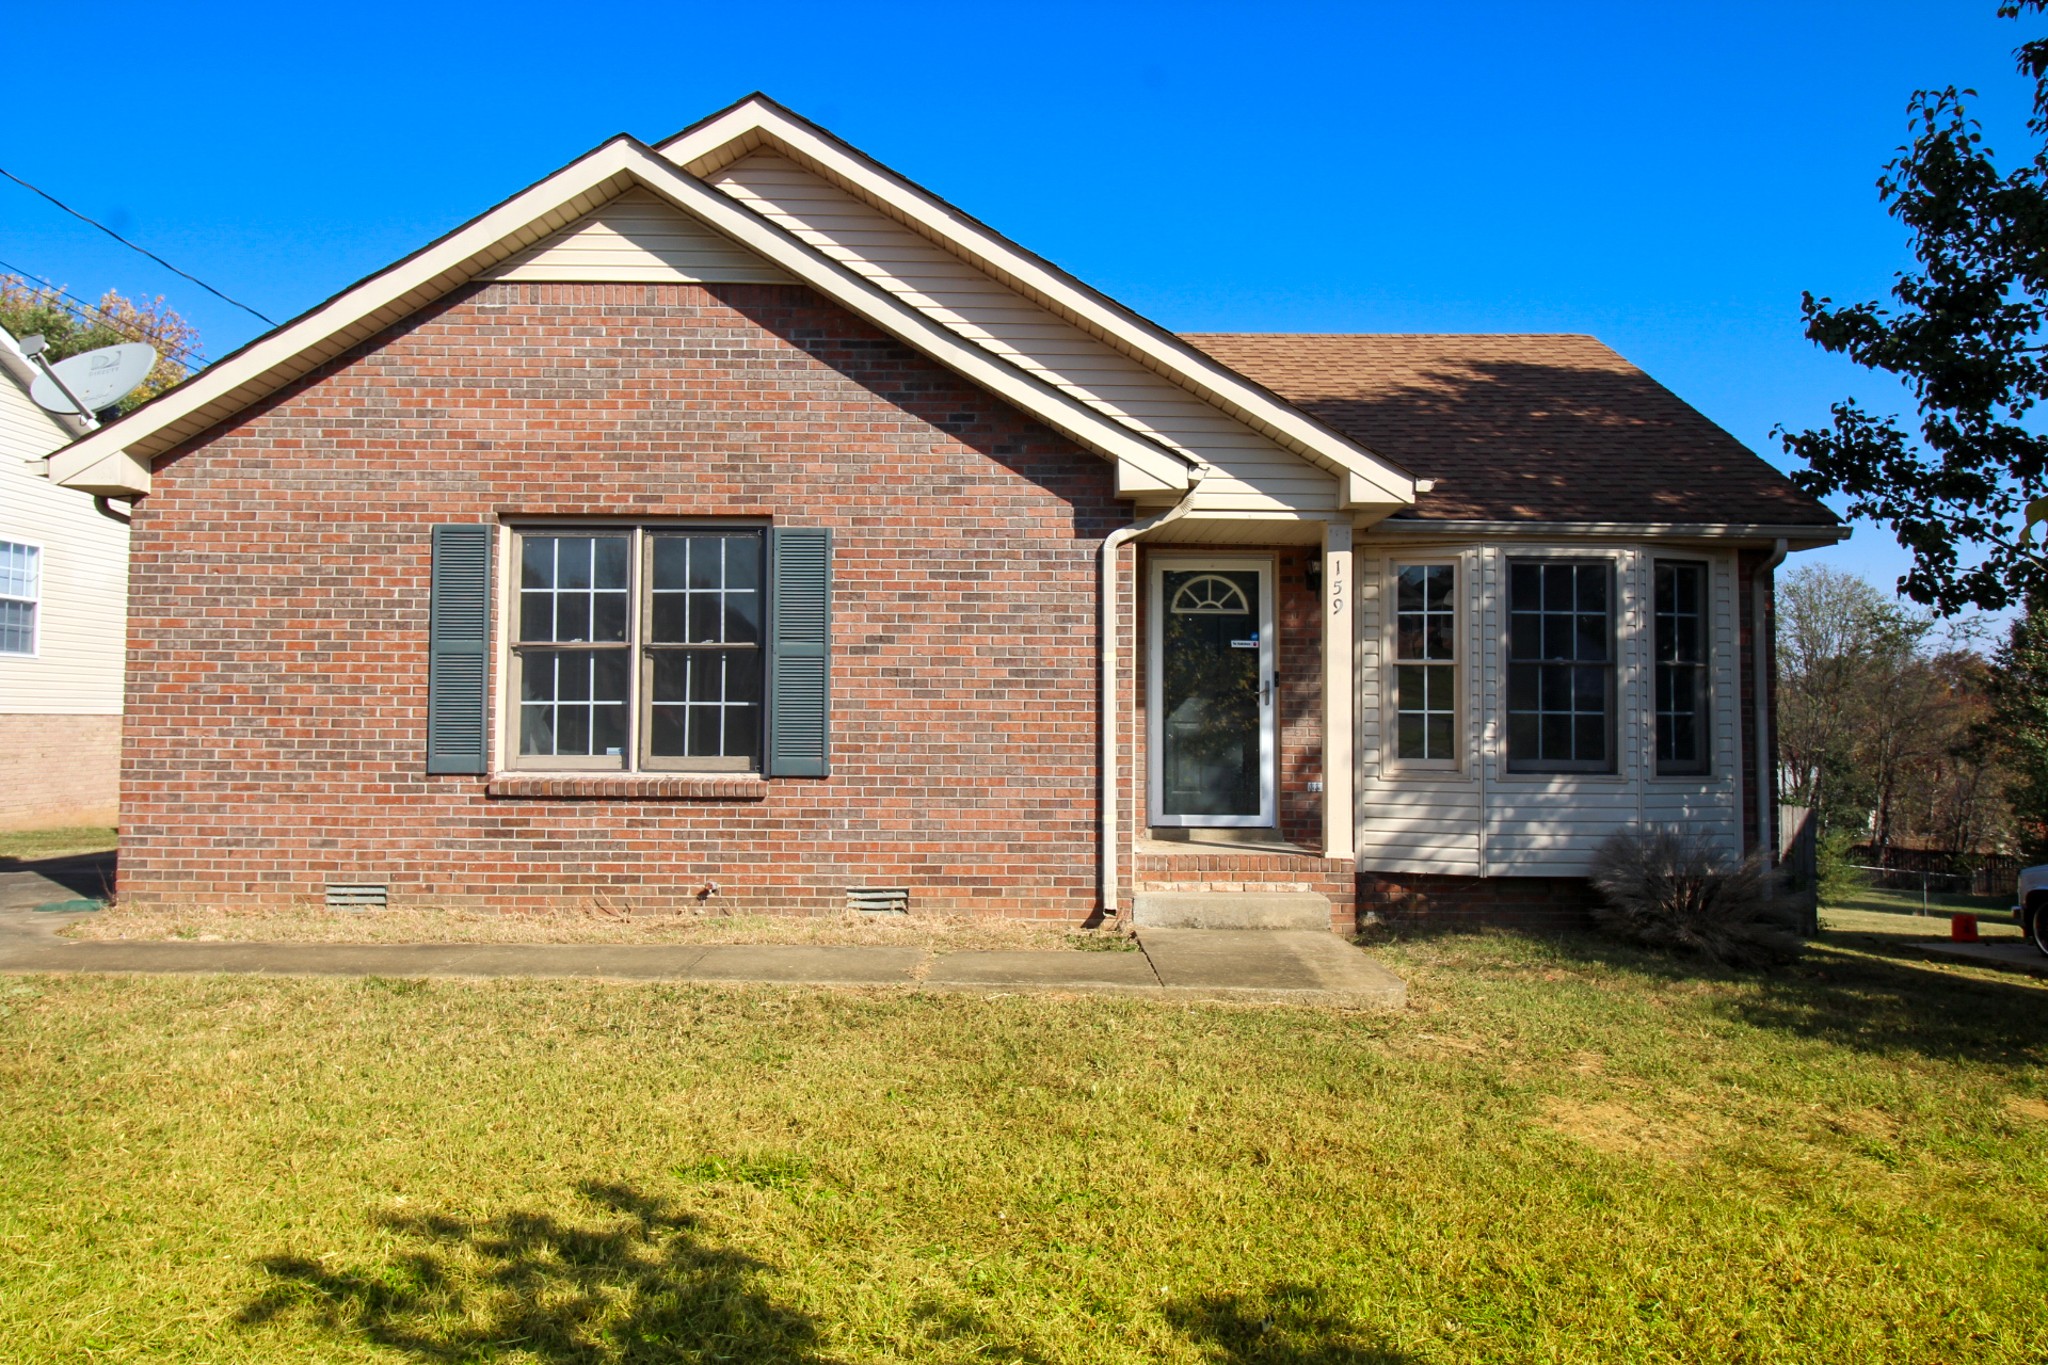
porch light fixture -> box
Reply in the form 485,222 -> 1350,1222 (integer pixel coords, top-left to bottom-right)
1304,552 -> 1323,594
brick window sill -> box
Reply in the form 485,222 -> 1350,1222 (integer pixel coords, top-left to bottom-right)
485,773 -> 768,801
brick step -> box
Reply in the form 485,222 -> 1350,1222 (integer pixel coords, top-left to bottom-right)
1131,891 -> 1332,931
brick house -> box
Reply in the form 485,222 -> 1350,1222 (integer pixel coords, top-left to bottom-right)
45,96 -> 1843,928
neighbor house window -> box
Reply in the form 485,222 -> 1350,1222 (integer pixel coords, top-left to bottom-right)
1654,560 -> 1709,775
1391,562 -> 1457,764
511,527 -> 762,771
0,541 -> 38,656
1506,559 -> 1614,772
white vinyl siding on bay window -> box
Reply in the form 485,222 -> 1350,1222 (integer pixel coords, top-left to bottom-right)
1357,545 -> 1741,879
510,527 -> 764,772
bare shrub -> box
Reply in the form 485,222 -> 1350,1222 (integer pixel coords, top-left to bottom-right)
1589,827 -> 1804,968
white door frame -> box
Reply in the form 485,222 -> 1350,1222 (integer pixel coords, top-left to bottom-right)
1146,554 -> 1277,829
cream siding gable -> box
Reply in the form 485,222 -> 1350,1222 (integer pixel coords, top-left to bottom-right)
707,153 -> 1339,516
0,368 -> 127,716
483,187 -> 792,284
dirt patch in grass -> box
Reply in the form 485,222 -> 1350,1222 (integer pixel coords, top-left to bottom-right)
1540,1096 -> 1706,1161
63,901 -> 1131,953
2006,1095 -> 2048,1125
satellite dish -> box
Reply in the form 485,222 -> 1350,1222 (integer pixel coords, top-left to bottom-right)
29,343 -> 158,416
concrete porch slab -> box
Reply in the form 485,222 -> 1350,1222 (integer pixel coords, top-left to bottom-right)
1133,891 -> 1332,930
1138,928 -> 1407,1008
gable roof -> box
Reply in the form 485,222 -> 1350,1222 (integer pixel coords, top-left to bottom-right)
1182,333 -> 1842,533
48,100 -> 1420,512
47,135 -> 1216,500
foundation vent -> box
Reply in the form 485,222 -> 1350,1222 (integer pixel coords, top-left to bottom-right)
325,883 -> 389,911
847,887 -> 909,915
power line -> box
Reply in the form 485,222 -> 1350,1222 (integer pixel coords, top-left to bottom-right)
0,258 -> 212,369
0,165 -> 277,326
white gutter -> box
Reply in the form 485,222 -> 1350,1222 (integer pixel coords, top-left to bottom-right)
1099,472 -> 1207,914
1754,538 -> 1790,863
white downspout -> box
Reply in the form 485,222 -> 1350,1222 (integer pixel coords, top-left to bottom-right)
1753,538 -> 1789,863
1099,470 -> 1206,914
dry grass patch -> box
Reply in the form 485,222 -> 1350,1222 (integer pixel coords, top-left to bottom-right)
65,901 -> 1125,952
1541,1096 -> 1707,1161
2008,1095 -> 2048,1124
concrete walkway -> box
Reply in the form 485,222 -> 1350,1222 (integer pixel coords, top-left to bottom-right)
0,855 -> 1405,1008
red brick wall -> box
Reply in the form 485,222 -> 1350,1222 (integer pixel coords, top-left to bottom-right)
118,281 -> 1122,918
1356,871 -> 1599,930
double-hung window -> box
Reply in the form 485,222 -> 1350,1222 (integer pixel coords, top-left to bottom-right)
0,541 -> 38,657
512,527 -> 764,771
1390,562 -> 1458,765
1506,559 -> 1614,772
1653,560 -> 1710,775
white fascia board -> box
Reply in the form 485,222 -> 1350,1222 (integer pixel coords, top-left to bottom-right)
658,100 -> 1416,509
50,138 -> 1191,497
1358,518 -> 1852,549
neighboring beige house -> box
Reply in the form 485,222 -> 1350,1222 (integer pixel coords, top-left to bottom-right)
0,327 -> 127,829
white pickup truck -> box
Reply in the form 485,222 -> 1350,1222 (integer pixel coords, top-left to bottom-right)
2017,864 -> 2048,956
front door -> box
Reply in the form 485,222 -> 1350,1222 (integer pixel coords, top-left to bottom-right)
1148,557 -> 1276,828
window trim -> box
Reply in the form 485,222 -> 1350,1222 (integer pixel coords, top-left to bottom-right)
1503,555 -> 1617,776
499,521 -> 767,775
1651,557 -> 1713,778
1382,556 -> 1462,774
0,538 -> 41,660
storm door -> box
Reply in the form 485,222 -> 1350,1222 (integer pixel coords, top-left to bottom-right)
1147,557 -> 1276,828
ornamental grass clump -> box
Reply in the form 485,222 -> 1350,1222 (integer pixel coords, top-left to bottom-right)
1589,826 -> 1804,968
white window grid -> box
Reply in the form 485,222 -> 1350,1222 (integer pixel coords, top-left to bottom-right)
1390,562 -> 1457,764
0,541 -> 39,657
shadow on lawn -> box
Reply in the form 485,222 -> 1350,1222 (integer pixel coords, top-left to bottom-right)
239,1180 -> 822,1361
1166,1284 -> 1416,1364
1525,930 -> 2048,1070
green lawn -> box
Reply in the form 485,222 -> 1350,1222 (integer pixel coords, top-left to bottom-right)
2,931 -> 2045,1363
1821,884 -> 2026,942
0,825 -> 117,862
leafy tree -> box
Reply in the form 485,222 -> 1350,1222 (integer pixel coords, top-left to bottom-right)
1983,593 -> 2048,858
1782,1 -> 2048,614
1778,565 -> 2016,855
0,277 -> 199,413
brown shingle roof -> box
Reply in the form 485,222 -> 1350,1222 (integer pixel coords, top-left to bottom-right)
1180,333 -> 1837,527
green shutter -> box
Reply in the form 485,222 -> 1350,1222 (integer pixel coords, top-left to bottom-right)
768,526 -> 832,778
427,525 -> 492,775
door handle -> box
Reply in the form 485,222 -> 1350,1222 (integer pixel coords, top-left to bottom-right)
1262,677 -> 1273,707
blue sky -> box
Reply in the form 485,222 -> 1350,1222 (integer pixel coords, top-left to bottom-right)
6,1 -> 2037,623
